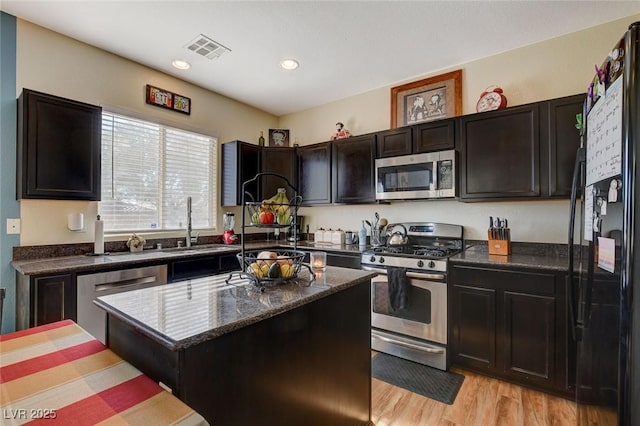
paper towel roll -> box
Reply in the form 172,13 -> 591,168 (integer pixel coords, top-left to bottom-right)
94,215 -> 104,254
67,213 -> 84,231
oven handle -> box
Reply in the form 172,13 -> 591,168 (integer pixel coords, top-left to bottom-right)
372,330 -> 445,354
362,265 -> 445,281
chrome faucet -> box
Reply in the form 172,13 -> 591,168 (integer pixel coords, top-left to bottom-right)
186,196 -> 193,247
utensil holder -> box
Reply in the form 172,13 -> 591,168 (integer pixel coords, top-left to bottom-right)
487,229 -> 511,256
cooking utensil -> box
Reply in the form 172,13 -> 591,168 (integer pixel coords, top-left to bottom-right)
379,217 -> 388,228
387,224 -> 408,246
373,212 -> 380,230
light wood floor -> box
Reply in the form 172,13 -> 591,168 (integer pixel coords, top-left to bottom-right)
371,366 -> 577,426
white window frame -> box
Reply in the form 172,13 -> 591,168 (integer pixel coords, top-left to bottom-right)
100,109 -> 218,236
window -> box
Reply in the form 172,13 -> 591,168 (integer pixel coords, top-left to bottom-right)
101,112 -> 217,232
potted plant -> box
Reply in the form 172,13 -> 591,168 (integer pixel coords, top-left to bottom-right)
126,233 -> 146,253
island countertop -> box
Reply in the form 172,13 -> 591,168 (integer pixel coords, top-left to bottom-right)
95,267 -> 376,351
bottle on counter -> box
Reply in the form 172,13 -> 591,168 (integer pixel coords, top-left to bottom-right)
358,220 -> 367,249
94,215 -> 104,255
258,131 -> 265,147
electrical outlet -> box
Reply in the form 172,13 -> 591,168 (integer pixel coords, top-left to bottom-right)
7,218 -> 20,234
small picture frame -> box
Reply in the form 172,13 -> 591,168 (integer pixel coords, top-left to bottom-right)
268,129 -> 290,147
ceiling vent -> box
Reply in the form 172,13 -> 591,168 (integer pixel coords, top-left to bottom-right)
184,34 -> 231,59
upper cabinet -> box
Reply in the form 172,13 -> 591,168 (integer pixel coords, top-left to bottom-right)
459,104 -> 541,200
413,118 -> 456,153
298,142 -> 332,206
221,141 -> 297,206
540,94 -> 584,198
458,94 -> 583,201
376,127 -> 412,158
376,118 -> 455,158
261,147 -> 297,200
332,134 -> 376,204
17,89 -> 102,200
298,134 -> 376,206
221,140 -> 261,205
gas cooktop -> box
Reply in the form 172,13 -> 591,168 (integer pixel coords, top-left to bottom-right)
360,222 -> 463,273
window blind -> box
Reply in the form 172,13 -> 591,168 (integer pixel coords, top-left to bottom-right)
101,112 -> 216,232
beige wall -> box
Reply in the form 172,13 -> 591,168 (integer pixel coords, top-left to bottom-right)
281,14 -> 640,243
16,20 -> 277,245
15,14 -> 640,246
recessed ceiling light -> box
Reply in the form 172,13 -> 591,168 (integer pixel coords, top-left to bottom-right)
172,60 -> 191,70
280,59 -> 299,70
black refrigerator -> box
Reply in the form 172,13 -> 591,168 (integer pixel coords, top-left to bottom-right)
568,21 -> 640,426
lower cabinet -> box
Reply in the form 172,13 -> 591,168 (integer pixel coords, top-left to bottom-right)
449,264 -> 570,395
16,272 -> 76,329
168,253 -> 240,282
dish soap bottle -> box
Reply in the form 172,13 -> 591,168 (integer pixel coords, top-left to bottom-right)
358,220 -> 367,249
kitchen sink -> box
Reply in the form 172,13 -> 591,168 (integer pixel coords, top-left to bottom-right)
160,244 -> 233,253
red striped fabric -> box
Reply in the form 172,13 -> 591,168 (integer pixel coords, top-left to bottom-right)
0,339 -> 106,383
24,375 -> 162,426
0,319 -> 74,342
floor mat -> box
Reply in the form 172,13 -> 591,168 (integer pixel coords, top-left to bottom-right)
371,353 -> 464,405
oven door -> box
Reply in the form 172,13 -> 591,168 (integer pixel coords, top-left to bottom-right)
370,272 -> 447,345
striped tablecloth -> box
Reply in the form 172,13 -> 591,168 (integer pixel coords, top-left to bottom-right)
0,320 -> 208,425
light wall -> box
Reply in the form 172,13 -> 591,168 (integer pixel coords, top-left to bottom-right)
14,14 -> 640,246
280,14 -> 640,243
16,19 -> 278,246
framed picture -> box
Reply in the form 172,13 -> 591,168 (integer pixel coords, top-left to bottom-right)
268,128 -> 290,147
390,69 -> 462,128
145,84 -> 191,115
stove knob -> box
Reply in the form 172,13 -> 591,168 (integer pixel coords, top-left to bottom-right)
428,261 -> 436,269
379,257 -> 385,264
417,260 -> 424,268
369,256 -> 376,263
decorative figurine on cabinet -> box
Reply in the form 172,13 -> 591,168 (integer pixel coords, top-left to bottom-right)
331,122 -> 351,140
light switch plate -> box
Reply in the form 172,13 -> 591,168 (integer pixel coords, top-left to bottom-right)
7,218 -> 20,234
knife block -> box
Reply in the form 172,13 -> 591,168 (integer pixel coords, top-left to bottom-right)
487,229 -> 511,256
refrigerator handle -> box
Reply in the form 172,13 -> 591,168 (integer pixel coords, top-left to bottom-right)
567,146 -> 585,342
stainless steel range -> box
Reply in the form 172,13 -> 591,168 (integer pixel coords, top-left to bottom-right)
361,222 -> 463,371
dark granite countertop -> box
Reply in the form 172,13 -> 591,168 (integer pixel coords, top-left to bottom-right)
11,240 -> 366,276
94,267 -> 376,351
450,244 -> 569,272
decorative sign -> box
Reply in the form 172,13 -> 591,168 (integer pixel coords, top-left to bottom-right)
145,84 -> 191,115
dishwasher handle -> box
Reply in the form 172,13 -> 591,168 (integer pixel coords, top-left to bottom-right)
95,275 -> 159,293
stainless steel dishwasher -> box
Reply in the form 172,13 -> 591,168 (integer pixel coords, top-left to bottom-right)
77,265 -> 167,343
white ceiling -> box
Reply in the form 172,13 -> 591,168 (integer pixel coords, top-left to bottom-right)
3,1 -> 640,116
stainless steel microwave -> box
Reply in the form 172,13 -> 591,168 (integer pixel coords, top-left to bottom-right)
375,150 -> 456,200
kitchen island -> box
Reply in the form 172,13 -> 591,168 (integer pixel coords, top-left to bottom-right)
95,267 -> 376,426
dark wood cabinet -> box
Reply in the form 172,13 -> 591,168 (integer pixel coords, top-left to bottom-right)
449,263 -> 569,395
298,142 -> 332,206
376,127 -> 412,158
107,280 -> 372,426
332,134 -> 376,204
17,89 -> 102,200
413,118 -> 456,153
221,140 -> 261,205
541,94 -> 584,197
15,272 -> 76,328
376,119 -> 455,158
459,94 -> 584,201
261,147 -> 297,200
450,284 -> 496,371
459,104 -> 540,200
168,253 -> 240,282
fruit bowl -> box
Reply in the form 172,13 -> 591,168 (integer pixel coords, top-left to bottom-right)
237,249 -> 308,284
246,195 -> 301,227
